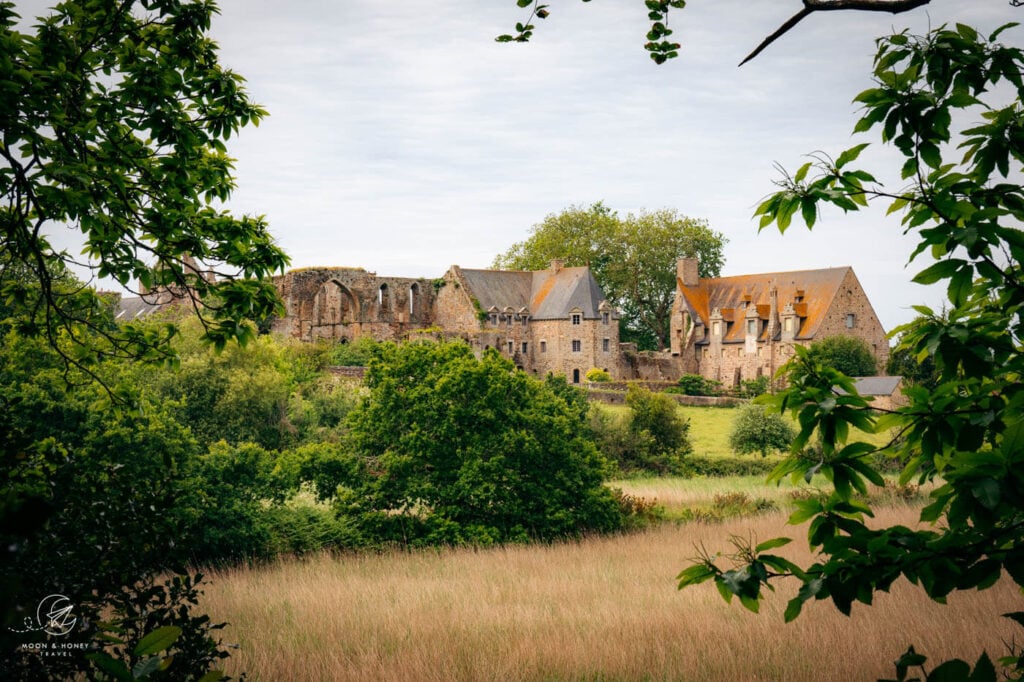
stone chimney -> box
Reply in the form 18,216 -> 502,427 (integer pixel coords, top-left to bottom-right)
677,258 -> 699,287
550,258 -> 565,273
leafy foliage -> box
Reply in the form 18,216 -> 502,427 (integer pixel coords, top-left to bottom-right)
729,403 -> 796,457
623,384 -> 692,473
493,203 -> 726,350
585,367 -> 612,382
342,341 -> 622,545
679,22 -> 1024,678
807,334 -> 878,377
0,0 -> 288,375
674,372 -> 722,396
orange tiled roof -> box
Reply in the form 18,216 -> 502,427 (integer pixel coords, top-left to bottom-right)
679,266 -> 852,342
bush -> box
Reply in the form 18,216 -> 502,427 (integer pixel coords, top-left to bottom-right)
676,373 -> 721,396
343,341 -> 622,545
739,375 -> 770,398
728,404 -> 796,457
586,367 -> 612,382
807,335 -> 877,377
620,384 -> 692,473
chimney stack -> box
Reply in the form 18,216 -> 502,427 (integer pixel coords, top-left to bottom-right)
677,258 -> 699,287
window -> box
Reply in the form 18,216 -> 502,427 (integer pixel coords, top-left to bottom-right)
378,283 -> 389,308
507,340 -> 514,354
602,338 -> 610,352
712,321 -> 721,336
784,317 -> 793,333
747,319 -> 758,336
540,340 -> 547,353
571,339 -> 582,353
506,315 -> 513,327
489,312 -> 498,325
846,313 -> 856,328
409,283 -> 418,316
522,342 -> 528,354
571,313 -> 581,325
602,312 -> 610,325
522,316 -> 529,327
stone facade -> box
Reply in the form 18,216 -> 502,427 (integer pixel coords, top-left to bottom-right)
670,258 -> 889,387
271,267 -> 434,343
272,261 -> 624,384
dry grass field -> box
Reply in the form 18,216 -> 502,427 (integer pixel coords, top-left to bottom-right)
200,503 -> 1020,681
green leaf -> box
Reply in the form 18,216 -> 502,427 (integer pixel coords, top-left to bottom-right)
836,143 -> 870,168
912,260 -> 964,285
755,536 -> 793,553
927,658 -> 972,682
133,625 -> 182,657
86,653 -> 133,682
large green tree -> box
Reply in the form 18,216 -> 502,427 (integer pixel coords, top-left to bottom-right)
493,202 -> 726,350
343,341 -> 622,545
0,0 -> 288,375
678,22 -> 1024,679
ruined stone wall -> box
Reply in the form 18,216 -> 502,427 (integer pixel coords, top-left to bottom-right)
271,268 -> 435,343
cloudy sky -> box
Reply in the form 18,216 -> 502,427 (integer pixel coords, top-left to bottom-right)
28,1 -> 1024,331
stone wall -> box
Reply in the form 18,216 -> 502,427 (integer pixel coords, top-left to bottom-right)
272,268 -> 434,343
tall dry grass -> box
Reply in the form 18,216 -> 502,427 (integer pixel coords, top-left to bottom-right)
200,503 -> 1021,681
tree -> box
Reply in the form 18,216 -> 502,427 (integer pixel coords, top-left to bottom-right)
343,341 -> 622,545
500,1 -> 1020,65
678,22 -> 1024,679
493,203 -> 726,350
807,334 -> 878,377
729,403 -> 796,457
625,384 -> 692,473
0,0 -> 288,377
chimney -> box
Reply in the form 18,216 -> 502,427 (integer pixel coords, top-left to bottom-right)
550,258 -> 565,273
677,258 -> 699,287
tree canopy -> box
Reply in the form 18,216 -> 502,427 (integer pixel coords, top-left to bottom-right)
493,202 -> 726,350
807,334 -> 878,377
678,21 -> 1024,679
0,0 -> 288,375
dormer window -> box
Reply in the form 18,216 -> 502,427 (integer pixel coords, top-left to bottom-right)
489,311 -> 499,325
602,311 -> 610,325
571,313 -> 582,325
747,319 -> 758,336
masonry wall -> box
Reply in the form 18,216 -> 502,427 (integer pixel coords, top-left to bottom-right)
272,268 -> 434,343
810,269 -> 890,372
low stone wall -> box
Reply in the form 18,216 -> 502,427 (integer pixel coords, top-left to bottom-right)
327,366 -> 367,379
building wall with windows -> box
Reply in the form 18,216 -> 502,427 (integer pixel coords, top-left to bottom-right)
270,260 -> 625,383
670,258 -> 888,387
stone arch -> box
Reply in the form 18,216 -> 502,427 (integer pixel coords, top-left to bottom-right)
313,280 -> 358,327
409,282 -> 419,317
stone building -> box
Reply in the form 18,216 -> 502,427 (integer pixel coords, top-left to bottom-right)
270,267 -> 433,343
434,260 -> 621,383
270,260 -> 621,384
669,258 -> 888,387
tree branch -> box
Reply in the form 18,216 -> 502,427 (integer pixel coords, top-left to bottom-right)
740,0 -> 933,66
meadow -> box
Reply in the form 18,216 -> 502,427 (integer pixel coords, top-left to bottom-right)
197,405 -> 1000,681
200,503 -> 1019,681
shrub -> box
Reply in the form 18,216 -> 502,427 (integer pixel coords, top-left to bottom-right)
807,334 -> 877,376
586,367 -> 612,382
343,341 -> 622,545
619,384 -> 692,473
739,375 -> 770,398
729,404 -> 796,457
676,373 -> 721,396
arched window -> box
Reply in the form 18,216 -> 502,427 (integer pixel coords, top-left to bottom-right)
409,283 -> 419,316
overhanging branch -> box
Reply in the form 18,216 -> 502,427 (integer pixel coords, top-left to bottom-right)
740,0 -> 933,66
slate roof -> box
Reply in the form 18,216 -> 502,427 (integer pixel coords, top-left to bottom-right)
851,376 -> 903,396
114,295 -> 165,321
459,266 -> 610,320
678,266 -> 853,342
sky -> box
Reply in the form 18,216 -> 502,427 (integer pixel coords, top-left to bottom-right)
25,1 -> 1024,333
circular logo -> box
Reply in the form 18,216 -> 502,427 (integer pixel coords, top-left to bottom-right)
36,594 -> 77,637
